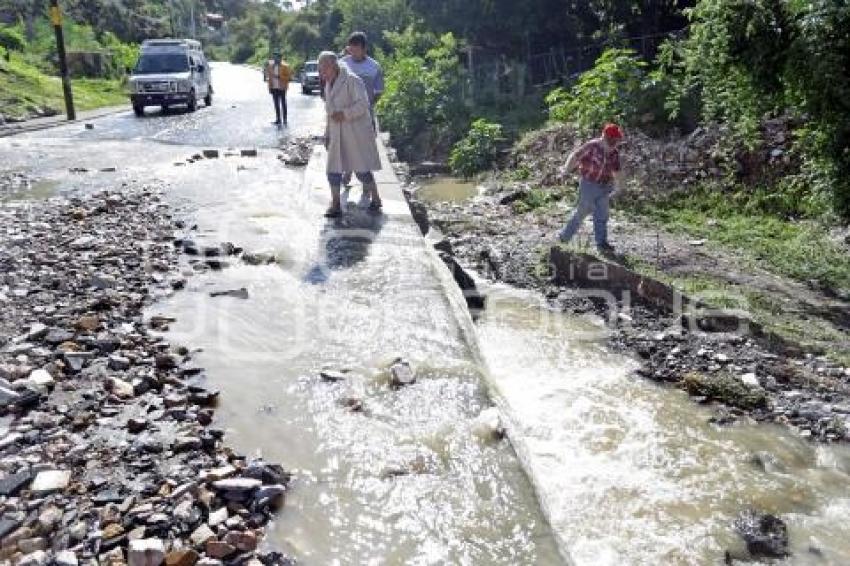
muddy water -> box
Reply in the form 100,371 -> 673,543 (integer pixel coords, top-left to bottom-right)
150,154 -> 563,564
415,177 -> 481,204
476,284 -> 850,565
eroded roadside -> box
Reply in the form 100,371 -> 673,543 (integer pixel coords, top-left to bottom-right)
0,186 -> 294,566
393,158 -> 850,445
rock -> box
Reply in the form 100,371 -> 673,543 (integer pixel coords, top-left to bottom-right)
740,373 -> 760,387
109,378 -> 135,399
27,368 -> 54,388
209,288 -> 249,299
202,150 -> 220,159
472,407 -> 505,441
24,323 -> 49,341
0,384 -> 21,409
207,507 -> 228,527
389,359 -> 416,388
55,550 -> 79,566
70,236 -> 96,250
128,539 -> 166,566
155,354 -> 178,370
253,484 -> 286,510
190,525 -> 216,547
242,252 -> 276,266
205,541 -> 235,559
201,465 -> 236,482
0,517 -> 22,539
320,370 -> 346,383
735,512 -> 789,559
45,329 -> 75,345
30,469 -> 71,494
682,372 -> 767,410
75,315 -> 100,331
212,478 -> 262,499
223,531 -> 258,552
0,469 -> 33,496
109,355 -> 131,371
37,505 -> 63,532
243,462 -> 288,486
165,550 -> 199,566
240,149 -> 258,157
103,523 -> 125,539
127,418 -> 148,434
18,537 -> 47,554
18,550 -> 48,566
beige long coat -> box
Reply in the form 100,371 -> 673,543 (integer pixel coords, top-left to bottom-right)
324,64 -> 382,174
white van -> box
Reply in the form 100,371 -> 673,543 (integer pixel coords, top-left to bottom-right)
128,39 -> 213,116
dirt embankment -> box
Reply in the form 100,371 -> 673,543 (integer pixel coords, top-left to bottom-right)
395,122 -> 850,444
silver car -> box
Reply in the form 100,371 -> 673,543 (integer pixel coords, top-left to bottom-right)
128,39 -> 213,116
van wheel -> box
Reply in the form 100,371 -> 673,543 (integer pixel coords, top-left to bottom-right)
204,87 -> 213,107
187,91 -> 197,112
161,104 -> 169,113
133,104 -> 144,117
302,87 -> 309,95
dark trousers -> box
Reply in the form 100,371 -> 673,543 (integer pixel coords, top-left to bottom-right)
270,89 -> 287,123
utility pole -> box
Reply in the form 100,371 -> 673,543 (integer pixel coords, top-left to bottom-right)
190,0 -> 196,39
49,0 -> 75,121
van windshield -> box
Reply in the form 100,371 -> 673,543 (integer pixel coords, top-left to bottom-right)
305,62 -> 318,73
134,53 -> 189,75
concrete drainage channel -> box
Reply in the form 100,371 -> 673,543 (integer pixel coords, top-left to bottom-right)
400,175 -> 850,564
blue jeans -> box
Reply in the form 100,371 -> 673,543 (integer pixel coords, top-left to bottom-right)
559,178 -> 612,247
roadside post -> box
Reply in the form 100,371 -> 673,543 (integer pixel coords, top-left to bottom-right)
49,0 -> 76,120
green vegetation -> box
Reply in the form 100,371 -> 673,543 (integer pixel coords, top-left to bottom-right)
449,119 -> 503,178
0,55 -> 126,119
631,185 -> 850,294
545,48 -> 669,134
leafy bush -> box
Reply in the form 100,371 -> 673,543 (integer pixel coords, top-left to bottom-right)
377,31 -> 467,160
545,48 -> 666,133
0,26 -> 26,57
449,119 -> 503,178
661,0 -> 850,218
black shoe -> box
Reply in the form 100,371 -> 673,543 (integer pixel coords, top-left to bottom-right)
272,120 -> 281,126
324,207 -> 342,218
597,242 -> 616,255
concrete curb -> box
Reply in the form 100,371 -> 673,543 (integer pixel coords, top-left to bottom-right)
0,105 -> 127,138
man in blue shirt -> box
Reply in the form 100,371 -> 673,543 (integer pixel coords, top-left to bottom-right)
340,31 -> 384,194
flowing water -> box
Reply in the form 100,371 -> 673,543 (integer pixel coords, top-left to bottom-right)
149,152 -> 564,564
476,284 -> 850,565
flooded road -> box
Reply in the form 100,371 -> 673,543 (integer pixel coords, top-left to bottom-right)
3,62 -> 850,565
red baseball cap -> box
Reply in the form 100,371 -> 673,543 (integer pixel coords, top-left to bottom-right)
602,123 -> 624,139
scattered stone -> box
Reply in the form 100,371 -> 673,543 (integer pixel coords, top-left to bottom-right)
242,252 -> 276,266
209,288 -> 249,299
207,507 -> 228,527
165,549 -> 199,566
55,550 -> 79,566
202,150 -> 220,159
320,369 -> 346,383
223,530 -> 258,552
0,469 -> 33,496
190,525 -> 216,547
128,538 -> 166,566
30,469 -> 71,494
241,149 -> 258,157
735,512 -> 790,559
205,540 -> 235,559
27,368 -> 54,388
389,359 -> 416,387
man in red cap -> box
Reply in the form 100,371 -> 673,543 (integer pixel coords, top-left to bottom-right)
558,123 -> 624,253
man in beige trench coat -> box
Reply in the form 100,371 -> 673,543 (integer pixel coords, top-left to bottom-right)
317,51 -> 382,218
